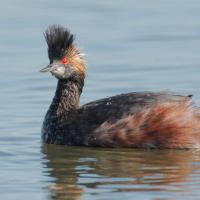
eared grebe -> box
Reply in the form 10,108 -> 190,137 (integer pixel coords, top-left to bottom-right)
41,25 -> 200,149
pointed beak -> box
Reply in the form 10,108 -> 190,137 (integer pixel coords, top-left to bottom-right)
40,64 -> 53,73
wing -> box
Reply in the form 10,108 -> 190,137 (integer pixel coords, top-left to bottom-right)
79,91 -> 192,124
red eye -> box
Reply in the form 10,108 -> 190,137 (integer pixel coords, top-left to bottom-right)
61,57 -> 68,64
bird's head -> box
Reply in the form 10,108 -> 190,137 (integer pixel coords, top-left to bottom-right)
40,25 -> 86,80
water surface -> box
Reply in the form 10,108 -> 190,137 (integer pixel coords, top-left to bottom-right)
1,0 -> 200,199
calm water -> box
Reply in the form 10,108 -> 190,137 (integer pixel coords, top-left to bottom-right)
1,0 -> 200,199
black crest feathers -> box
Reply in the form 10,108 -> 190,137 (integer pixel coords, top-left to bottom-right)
44,25 -> 74,59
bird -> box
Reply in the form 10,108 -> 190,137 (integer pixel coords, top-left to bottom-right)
40,25 -> 200,149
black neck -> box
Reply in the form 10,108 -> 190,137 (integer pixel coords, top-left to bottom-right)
49,75 -> 84,118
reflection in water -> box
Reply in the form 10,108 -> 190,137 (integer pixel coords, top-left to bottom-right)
42,145 -> 200,200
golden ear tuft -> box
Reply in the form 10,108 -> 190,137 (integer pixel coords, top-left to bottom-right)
67,46 -> 86,76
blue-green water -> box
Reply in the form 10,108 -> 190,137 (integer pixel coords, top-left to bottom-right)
1,0 -> 200,199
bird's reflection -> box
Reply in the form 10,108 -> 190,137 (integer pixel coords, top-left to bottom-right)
42,144 -> 200,200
